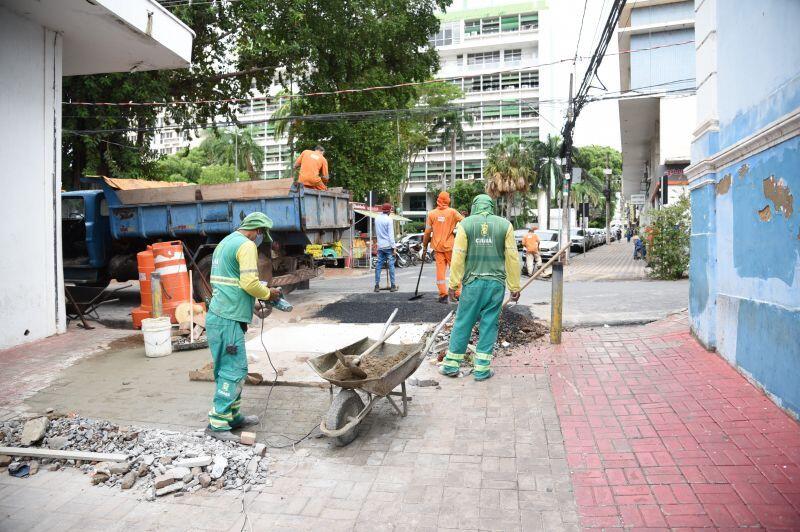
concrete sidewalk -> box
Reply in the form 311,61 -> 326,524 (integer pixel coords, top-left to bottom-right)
2,313 -> 798,530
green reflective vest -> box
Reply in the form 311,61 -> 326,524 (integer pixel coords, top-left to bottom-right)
208,231 -> 254,323
461,213 -> 511,286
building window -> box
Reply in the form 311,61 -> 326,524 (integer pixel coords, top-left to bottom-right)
463,160 -> 482,179
520,70 -> 539,89
483,130 -> 501,147
501,100 -> 520,119
502,72 -> 520,90
464,131 -> 481,150
408,194 -> 427,211
501,15 -> 519,32
521,128 -> 539,141
482,74 -> 500,92
482,17 -> 500,34
521,99 -> 539,118
465,76 -> 481,93
520,13 -> 538,30
464,19 -> 481,36
467,51 -> 500,66
504,49 -> 522,64
456,54 -> 463,66
429,22 -> 459,47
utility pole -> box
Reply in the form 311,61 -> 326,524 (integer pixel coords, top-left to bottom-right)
559,73 -> 574,266
604,153 -> 612,244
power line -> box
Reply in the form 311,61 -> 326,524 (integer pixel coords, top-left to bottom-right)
62,40 -> 693,108
574,0 -> 590,65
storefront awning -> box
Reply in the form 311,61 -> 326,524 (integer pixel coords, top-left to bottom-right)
353,209 -> 412,222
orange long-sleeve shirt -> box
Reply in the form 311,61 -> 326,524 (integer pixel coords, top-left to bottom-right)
295,150 -> 329,190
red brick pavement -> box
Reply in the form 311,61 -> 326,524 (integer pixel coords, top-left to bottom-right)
501,313 -> 800,530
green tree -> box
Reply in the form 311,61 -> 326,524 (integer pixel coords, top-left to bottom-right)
647,195 -> 691,280
528,134 -> 563,229
200,128 -> 264,180
484,136 -> 535,219
232,0 -> 448,199
448,179 -> 486,213
198,164 -> 250,185
573,145 -> 622,228
63,3 -> 280,187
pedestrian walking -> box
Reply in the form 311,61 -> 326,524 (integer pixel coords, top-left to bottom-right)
373,203 -> 398,292
205,212 -> 283,442
625,226 -> 632,243
440,195 -> 521,381
521,226 -> 542,276
423,191 -> 464,303
294,145 -> 329,190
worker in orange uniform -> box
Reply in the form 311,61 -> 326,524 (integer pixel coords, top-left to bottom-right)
521,226 -> 542,276
423,191 -> 464,303
294,145 -> 329,190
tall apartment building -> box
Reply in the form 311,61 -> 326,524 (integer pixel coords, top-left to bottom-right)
401,2 -> 545,219
617,0 -> 696,222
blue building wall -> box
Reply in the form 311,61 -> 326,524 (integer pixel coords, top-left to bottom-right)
630,1 -> 693,26
689,0 -> 800,417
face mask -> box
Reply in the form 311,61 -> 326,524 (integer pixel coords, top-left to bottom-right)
254,232 -> 264,247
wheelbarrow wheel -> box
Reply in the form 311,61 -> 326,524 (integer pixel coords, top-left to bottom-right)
326,389 -> 365,447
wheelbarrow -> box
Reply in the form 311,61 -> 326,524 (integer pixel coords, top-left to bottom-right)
308,311 -> 453,446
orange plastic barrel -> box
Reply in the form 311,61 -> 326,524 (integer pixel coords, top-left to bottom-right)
132,249 -> 155,329
151,241 -> 191,323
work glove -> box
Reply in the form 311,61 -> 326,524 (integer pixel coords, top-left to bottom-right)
267,286 -> 283,303
254,300 -> 272,319
510,291 -> 521,302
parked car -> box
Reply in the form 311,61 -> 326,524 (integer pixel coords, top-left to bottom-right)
570,229 -> 591,253
535,230 -> 560,260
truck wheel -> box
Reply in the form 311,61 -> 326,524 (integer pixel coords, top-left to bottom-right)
193,255 -> 214,303
326,389 -> 365,447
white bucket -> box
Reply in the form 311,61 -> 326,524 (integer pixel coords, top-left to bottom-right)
141,317 -> 173,358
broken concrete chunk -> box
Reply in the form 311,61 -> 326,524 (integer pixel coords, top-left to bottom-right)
21,417 -> 49,446
153,474 -> 176,489
210,456 -> 227,479
173,456 -> 212,468
29,461 -> 39,475
91,472 -> 109,485
155,481 -> 184,497
141,455 -> 155,466
240,432 -> 256,446
46,436 -> 68,450
121,471 -> 137,489
246,457 -> 259,475
198,473 -> 212,488
0,456 -> 11,467
137,463 -> 148,477
253,443 -> 266,457
165,466 -> 191,480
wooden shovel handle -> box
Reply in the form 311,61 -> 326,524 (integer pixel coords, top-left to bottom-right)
355,325 -> 400,364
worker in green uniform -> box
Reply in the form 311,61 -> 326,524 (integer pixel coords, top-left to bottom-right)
205,212 -> 282,442
441,194 -> 521,381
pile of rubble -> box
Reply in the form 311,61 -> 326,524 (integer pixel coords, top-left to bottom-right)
0,413 -> 273,499
431,309 -> 548,359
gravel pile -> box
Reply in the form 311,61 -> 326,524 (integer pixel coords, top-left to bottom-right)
432,308 -> 548,360
0,414 -> 273,499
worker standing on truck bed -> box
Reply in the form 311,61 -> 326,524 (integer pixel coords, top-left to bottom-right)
205,212 -> 283,442
294,145 -> 329,190
441,195 -> 520,381
423,191 -> 464,303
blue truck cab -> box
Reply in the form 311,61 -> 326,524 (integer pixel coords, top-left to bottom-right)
62,189 -> 113,286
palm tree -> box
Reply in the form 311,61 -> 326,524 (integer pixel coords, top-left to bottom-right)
484,136 -> 535,219
201,127 -> 264,180
528,134 -> 563,229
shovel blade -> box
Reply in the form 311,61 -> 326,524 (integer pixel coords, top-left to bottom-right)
408,294 -> 424,301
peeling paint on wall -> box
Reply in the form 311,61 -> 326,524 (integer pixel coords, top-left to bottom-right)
737,163 -> 749,179
758,204 -> 772,221
716,173 -> 732,195
763,175 -> 794,217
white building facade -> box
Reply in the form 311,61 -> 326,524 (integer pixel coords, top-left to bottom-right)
617,0 -> 696,223
0,0 -> 193,349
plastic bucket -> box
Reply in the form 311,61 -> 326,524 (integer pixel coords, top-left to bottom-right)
141,317 -> 173,358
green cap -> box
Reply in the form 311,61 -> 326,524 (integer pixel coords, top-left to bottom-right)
239,212 -> 273,241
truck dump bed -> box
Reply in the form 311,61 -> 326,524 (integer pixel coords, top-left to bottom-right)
102,177 -> 350,241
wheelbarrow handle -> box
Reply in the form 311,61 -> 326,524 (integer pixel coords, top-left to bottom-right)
423,311 -> 454,356
319,417 -> 361,438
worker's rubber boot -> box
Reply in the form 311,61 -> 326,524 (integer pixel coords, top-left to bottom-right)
474,369 -> 495,382
236,415 -> 259,428
390,285 -> 398,292
438,295 -> 449,304
374,285 -> 380,293
205,427 -> 240,442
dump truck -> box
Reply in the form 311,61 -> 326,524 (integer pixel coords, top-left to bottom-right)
61,177 -> 350,300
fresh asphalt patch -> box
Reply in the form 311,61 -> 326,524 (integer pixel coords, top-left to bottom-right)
311,292 -> 455,323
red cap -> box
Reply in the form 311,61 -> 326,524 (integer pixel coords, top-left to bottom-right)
381,203 -> 392,213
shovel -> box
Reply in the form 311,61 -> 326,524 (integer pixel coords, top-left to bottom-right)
335,308 -> 400,379
408,245 -> 427,301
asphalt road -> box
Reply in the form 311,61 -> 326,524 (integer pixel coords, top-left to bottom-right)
79,253 -> 688,330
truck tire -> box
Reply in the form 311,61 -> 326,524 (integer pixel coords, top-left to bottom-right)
193,254 -> 214,303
